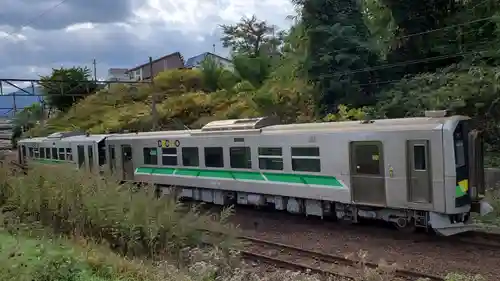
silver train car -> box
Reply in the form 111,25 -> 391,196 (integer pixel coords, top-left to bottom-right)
17,110 -> 493,236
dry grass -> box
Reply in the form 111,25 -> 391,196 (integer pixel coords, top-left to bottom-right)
0,163 -> 488,281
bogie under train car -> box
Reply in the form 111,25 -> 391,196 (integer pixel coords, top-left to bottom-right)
17,111 -> 493,236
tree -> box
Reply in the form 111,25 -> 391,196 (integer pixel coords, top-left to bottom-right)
298,0 -> 381,110
220,15 -> 285,57
39,67 -> 98,112
11,103 -> 44,147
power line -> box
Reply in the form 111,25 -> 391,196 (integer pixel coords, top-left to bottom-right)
1,0 -> 72,40
386,15 -> 499,43
327,40 -> 498,78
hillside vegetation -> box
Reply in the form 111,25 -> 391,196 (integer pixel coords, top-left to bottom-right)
14,0 -> 500,163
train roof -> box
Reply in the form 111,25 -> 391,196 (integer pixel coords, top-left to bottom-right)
262,115 -> 467,133
18,133 -> 113,144
106,114 -> 469,140
18,137 -> 47,143
60,134 -> 112,143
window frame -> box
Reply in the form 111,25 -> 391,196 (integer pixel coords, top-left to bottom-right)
291,146 -> 321,173
66,148 -> 73,161
59,148 -> 66,161
258,147 -> 284,171
161,147 -> 178,166
230,146 -> 252,169
413,144 -> 427,171
143,147 -> 159,165
182,147 -> 199,167
351,142 -> 382,175
204,147 -> 224,168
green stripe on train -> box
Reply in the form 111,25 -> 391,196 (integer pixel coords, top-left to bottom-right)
135,167 -> 345,188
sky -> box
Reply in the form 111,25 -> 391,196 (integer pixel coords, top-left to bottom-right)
0,0 -> 295,96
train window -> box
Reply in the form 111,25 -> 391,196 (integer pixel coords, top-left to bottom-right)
52,148 -> 58,160
28,147 -> 34,158
291,147 -> 320,157
66,148 -> 73,161
59,148 -> 66,160
143,147 -> 158,165
205,147 -> 224,168
162,148 -> 178,166
88,146 -> 93,171
354,144 -> 380,175
182,147 -> 199,167
258,147 -> 283,170
45,148 -> 51,159
413,145 -> 426,170
40,148 -> 45,158
230,147 -> 251,169
291,147 -> 321,172
455,140 -> 465,167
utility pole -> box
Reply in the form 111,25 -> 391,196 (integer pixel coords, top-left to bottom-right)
213,44 -> 216,53
150,56 -> 158,131
92,59 -> 97,81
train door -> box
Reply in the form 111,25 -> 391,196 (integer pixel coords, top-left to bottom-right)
406,140 -> 432,203
77,145 -> 85,168
121,145 -> 134,180
349,141 -> 386,206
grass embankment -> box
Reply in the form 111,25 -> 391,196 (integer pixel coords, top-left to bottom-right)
0,230 -> 181,281
28,69 -> 265,136
0,163 -> 491,281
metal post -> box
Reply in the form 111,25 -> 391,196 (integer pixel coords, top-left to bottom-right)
150,56 -> 158,131
93,59 -> 97,81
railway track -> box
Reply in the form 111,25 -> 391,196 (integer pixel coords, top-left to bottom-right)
203,229 -> 445,281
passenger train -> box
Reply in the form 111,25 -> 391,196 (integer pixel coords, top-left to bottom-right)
17,110 -> 493,236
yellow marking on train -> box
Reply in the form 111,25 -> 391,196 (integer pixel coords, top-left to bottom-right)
458,179 -> 469,193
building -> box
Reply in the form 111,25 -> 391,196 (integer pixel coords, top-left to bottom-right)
185,52 -> 232,70
107,68 -> 130,82
126,52 -> 185,81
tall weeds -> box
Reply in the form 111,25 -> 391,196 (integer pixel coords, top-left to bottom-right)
0,163 -> 235,259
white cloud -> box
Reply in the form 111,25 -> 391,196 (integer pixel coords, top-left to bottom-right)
132,0 -> 294,33
0,30 -> 27,42
64,22 -> 95,32
0,0 -> 297,82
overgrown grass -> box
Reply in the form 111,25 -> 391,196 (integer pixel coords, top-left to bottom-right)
0,163 -> 489,281
0,228 -> 193,281
0,163 -> 236,259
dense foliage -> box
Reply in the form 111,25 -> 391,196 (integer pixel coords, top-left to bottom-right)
15,0 -> 500,158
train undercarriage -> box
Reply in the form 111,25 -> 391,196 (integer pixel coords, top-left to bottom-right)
157,185 -> 490,236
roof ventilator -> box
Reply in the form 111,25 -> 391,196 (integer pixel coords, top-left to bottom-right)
424,110 -> 447,118
191,116 -> 280,135
46,131 -> 86,139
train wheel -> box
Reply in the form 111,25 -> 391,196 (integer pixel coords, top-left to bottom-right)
393,218 -> 416,234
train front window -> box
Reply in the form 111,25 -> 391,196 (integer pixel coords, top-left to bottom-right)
453,122 -> 467,168
454,140 -> 465,167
